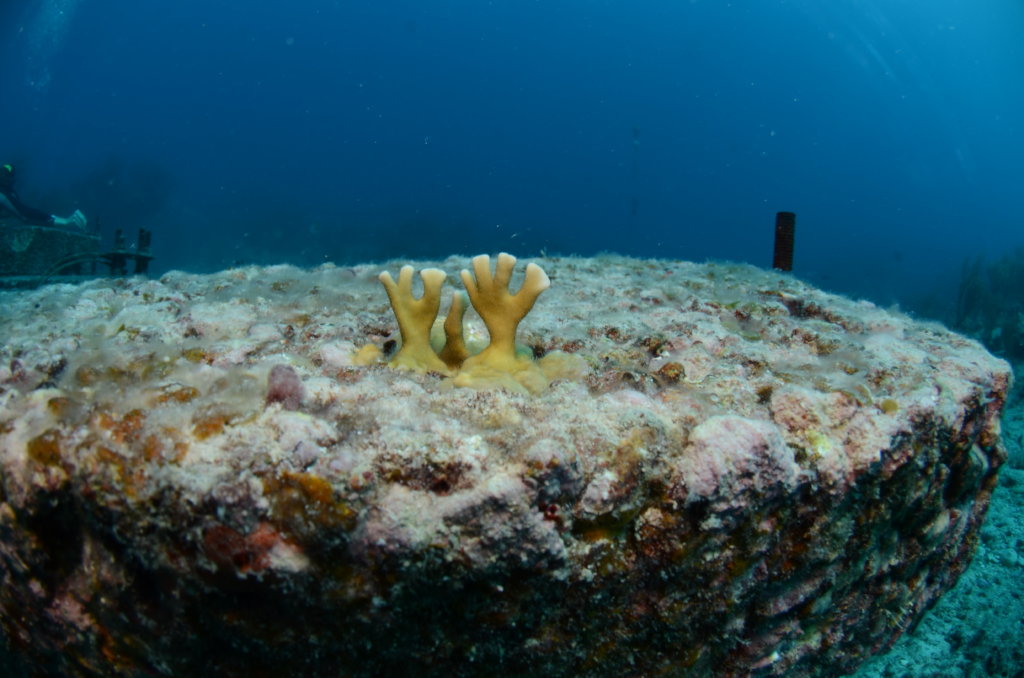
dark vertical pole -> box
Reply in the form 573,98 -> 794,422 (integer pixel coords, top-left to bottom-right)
772,211 -> 796,272
110,229 -> 127,275
135,228 -> 152,274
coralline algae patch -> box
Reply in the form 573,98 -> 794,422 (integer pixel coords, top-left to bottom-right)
0,255 -> 1010,678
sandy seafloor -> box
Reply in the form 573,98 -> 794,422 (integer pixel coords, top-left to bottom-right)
0,256 -> 1020,677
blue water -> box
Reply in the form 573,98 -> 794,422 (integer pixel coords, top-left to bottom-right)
2,4 -> 1024,676
2,0 -> 1023,306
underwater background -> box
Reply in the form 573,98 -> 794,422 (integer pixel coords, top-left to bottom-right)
1,0 -> 1023,311
1,1 -> 1023,676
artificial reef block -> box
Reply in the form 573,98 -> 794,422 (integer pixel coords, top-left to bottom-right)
0,255 -> 1010,677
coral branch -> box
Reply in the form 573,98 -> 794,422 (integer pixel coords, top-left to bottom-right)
378,265 -> 450,373
460,253 -> 550,373
439,290 -> 470,369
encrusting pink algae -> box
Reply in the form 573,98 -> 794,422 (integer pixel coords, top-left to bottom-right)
0,254 -> 1011,677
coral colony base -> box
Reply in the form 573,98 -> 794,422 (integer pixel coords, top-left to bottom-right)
0,254 -> 1010,677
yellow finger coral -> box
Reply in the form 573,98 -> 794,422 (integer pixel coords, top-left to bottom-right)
376,253 -> 555,393
454,253 -> 551,393
377,265 -> 450,373
438,290 -> 470,370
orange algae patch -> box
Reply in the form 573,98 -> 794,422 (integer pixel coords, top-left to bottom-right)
577,524 -> 622,544
142,434 -> 163,462
879,398 -> 899,414
28,429 -> 63,466
75,365 -> 100,386
285,311 -> 313,327
75,445 -> 136,500
192,412 -> 234,440
172,440 -> 189,462
71,440 -> 149,501
96,447 -> 127,482
96,409 -> 147,445
265,471 -> 357,533
656,361 -> 684,382
203,522 -> 303,576
181,348 -> 214,364
154,385 -> 200,405
141,428 -> 189,464
46,396 -> 71,417
203,524 -> 264,574
118,409 -> 146,442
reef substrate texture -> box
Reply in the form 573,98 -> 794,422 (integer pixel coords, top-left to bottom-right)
0,256 -> 1010,678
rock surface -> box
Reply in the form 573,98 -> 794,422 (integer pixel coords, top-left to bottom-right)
0,256 -> 1011,677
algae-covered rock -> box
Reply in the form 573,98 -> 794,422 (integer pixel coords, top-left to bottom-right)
0,256 -> 1010,677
